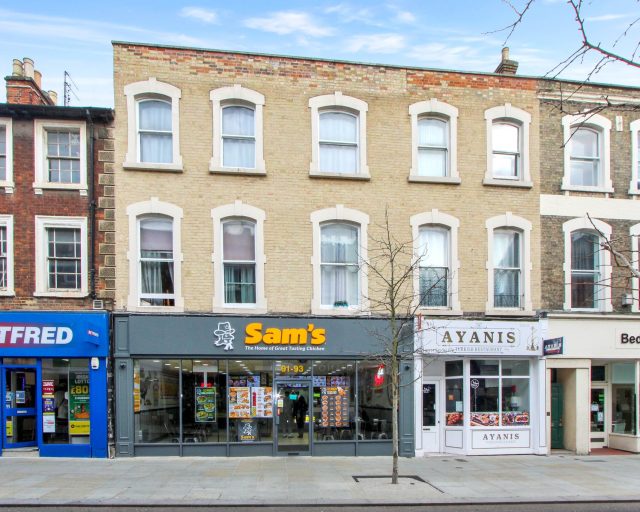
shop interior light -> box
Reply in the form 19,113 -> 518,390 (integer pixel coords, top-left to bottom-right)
194,360 -> 201,363
153,360 -> 160,363
164,363 -> 171,366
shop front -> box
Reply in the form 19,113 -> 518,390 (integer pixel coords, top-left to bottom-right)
545,316 -> 640,454
414,318 -> 546,456
113,314 -> 415,457
0,311 -> 109,458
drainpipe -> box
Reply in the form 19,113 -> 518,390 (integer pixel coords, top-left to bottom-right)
85,109 -> 96,301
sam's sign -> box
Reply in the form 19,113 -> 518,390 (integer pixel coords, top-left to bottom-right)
213,321 -> 327,352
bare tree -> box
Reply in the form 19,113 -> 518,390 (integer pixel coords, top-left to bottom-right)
360,208 -> 444,484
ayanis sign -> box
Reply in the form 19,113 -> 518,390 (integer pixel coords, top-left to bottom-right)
418,319 -> 542,356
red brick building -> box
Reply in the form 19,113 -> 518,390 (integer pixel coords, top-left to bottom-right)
0,58 -> 115,310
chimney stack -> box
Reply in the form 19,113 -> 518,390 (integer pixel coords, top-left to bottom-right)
5,57 -> 56,106
494,47 -> 519,75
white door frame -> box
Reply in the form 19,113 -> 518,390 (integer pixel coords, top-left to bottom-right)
421,379 -> 442,453
589,384 -> 608,449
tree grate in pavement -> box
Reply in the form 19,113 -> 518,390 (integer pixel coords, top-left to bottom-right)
352,475 -> 445,493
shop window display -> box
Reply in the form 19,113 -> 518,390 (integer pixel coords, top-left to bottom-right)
228,360 -> 273,442
612,362 -> 637,435
312,360 -> 355,441
445,361 -> 463,426
42,358 -> 90,445
469,359 -> 530,427
181,360 -> 227,443
134,360 -> 180,443
358,361 -> 392,439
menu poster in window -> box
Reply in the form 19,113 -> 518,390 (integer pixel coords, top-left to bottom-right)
251,387 -> 273,418
42,379 -> 56,434
320,387 -> 349,428
69,372 -> 90,436
312,376 -> 327,387
195,386 -> 216,423
229,387 -> 250,418
329,376 -> 350,387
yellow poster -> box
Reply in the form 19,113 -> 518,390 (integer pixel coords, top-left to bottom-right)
6,420 -> 12,437
69,420 -> 90,435
133,372 -> 141,413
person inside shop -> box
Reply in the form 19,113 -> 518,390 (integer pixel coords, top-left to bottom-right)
293,393 -> 308,438
55,385 -> 69,436
281,392 -> 294,438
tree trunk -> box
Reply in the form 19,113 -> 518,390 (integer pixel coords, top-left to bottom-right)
391,351 -> 399,484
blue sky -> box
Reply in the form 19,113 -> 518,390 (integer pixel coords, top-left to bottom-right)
0,1 -> 638,107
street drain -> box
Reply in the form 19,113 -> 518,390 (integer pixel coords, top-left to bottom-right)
352,475 -> 444,493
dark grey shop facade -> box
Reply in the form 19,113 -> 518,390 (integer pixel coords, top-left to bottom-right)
114,314 -> 415,457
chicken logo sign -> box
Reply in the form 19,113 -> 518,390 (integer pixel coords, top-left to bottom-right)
213,322 -> 235,351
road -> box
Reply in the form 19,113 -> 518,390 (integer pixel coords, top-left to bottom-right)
3,504 -> 640,512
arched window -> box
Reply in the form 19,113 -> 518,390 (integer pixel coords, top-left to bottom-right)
409,99 -> 459,183
418,226 -> 450,306
561,113 -> 612,192
484,104 -> 531,187
310,205 -> 369,314
127,198 -> 183,310
309,93 -> 369,178
124,78 -> 182,171
210,85 -> 265,174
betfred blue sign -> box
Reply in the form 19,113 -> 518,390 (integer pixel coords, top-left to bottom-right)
0,312 -> 108,357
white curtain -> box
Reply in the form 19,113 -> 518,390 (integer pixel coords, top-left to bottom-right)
319,112 -> 357,173
419,227 -> 449,306
321,224 -> 359,306
139,100 -> 172,164
492,123 -> 519,177
417,118 -> 448,177
140,217 -> 174,296
222,220 -> 256,304
570,128 -> 599,186
493,230 -> 520,307
222,106 -> 255,168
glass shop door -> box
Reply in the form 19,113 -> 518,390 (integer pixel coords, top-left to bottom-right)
590,387 -> 607,449
275,381 -> 311,455
3,367 -> 38,449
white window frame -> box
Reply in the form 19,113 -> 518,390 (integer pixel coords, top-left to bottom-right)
126,198 -> 184,311
486,213 -> 533,315
210,85 -> 265,175
0,215 -> 15,296
410,210 -> 461,314
562,217 -> 612,312
211,201 -> 267,313
0,118 -> 14,193
629,120 -> 640,195
483,104 -> 532,188
631,223 -> 640,312
409,99 -> 459,184
310,205 -> 369,315
561,113 -> 613,193
34,119 -> 87,195
309,92 -> 369,179
34,216 -> 88,297
124,78 -> 183,172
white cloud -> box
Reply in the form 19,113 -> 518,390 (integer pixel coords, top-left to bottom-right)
0,8 -> 207,47
407,43 -> 496,70
244,11 -> 333,37
585,13 -> 630,22
325,4 -> 378,25
180,7 -> 218,24
346,33 -> 406,54
395,11 -> 416,24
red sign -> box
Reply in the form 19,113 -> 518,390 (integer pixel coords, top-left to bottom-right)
374,365 -> 385,387
42,379 -> 55,397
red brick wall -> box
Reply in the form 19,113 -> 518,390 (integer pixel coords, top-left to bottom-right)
0,117 -> 114,310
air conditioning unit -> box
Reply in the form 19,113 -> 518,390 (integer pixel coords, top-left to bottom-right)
92,299 -> 105,310
622,294 -> 634,307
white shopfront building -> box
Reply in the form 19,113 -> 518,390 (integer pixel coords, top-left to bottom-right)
415,319 -> 546,456
545,315 -> 640,455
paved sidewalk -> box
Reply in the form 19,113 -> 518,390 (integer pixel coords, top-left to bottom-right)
0,454 -> 639,506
